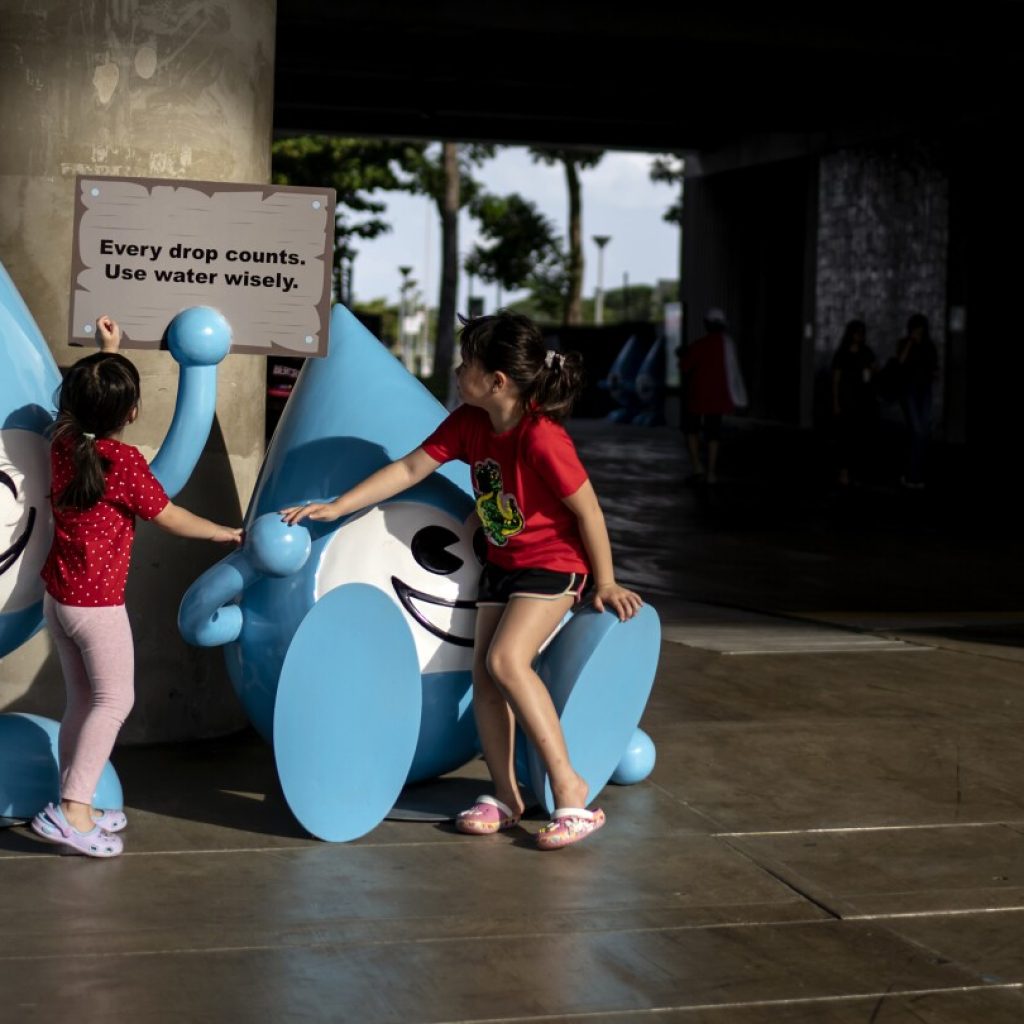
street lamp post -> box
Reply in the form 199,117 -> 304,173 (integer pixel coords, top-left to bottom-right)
593,235 -> 611,325
398,265 -> 413,368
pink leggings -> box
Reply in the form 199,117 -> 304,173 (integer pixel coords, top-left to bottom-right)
44,595 -> 135,805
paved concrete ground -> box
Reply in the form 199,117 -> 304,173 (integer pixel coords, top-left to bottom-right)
3,419 -> 1024,1022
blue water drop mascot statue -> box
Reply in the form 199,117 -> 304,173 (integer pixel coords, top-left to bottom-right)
180,305 -> 661,844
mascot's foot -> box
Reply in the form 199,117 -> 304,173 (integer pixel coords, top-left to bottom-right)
274,584 -> 422,843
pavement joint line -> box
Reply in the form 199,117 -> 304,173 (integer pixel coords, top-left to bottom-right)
6,818 -> 1021,860
9,818 -> 1020,860
715,821 -> 1024,836
718,648 -> 932,655
844,906 -> 1024,921
407,984 -> 1024,1023
644,780 -> 729,829
0,926 -> 825,965
719,838 -> 843,921
9,913 -> 973,965
0,842 -> 462,860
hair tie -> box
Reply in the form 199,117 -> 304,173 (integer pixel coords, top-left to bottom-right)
544,350 -> 564,371
82,432 -> 96,441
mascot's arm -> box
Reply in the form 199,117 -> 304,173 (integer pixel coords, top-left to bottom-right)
280,447 -> 440,526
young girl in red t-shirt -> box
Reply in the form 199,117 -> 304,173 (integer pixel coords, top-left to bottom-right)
31,316 -> 241,858
282,310 -> 641,850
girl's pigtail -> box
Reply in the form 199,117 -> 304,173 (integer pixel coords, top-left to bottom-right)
52,415 -> 110,509
533,350 -> 585,422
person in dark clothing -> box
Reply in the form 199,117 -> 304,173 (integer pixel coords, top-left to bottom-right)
831,319 -> 878,487
895,313 -> 938,488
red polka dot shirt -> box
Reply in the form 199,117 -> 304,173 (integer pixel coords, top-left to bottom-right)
41,437 -> 169,607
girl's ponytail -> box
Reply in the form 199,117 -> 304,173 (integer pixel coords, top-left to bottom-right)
50,353 -> 141,510
531,349 -> 585,422
52,417 -> 111,509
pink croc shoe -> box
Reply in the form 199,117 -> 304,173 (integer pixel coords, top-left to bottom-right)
455,795 -> 521,835
536,807 -> 606,850
31,803 -> 124,858
92,808 -> 128,833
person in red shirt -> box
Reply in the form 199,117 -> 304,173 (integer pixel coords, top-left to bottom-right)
678,307 -> 742,485
31,316 -> 241,858
282,310 -> 642,850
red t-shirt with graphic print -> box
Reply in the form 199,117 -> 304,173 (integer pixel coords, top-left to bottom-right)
41,437 -> 169,607
421,404 -> 590,574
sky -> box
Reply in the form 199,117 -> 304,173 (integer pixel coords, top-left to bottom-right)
348,146 -> 682,312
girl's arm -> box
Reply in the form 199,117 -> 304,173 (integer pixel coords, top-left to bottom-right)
280,447 -> 441,526
152,502 -> 242,543
563,479 -> 643,621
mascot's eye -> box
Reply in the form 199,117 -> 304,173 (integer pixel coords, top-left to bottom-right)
472,526 -> 487,565
412,525 -> 463,575
0,471 -> 17,499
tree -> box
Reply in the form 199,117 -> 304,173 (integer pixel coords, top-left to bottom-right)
466,192 -> 562,292
529,147 -> 604,324
401,143 -> 494,399
465,191 -> 568,322
649,154 -> 685,226
271,135 -> 427,302
651,154 -> 685,294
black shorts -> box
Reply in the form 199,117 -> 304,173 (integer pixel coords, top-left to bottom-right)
683,412 -> 723,441
477,564 -> 592,606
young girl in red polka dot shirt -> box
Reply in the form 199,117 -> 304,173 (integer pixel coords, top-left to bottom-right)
31,316 -> 242,858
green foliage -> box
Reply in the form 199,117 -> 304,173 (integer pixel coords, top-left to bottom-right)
402,142 -> 496,210
524,258 -> 572,321
466,192 -> 561,291
528,146 -> 605,173
271,135 -> 428,295
650,154 -> 685,226
603,283 -> 655,321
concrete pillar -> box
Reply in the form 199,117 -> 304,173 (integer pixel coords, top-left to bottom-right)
0,1 -> 275,741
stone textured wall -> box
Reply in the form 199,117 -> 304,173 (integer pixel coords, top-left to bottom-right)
815,145 -> 949,405
0,1 -> 275,740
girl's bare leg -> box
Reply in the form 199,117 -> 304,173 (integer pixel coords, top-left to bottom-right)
472,604 -> 525,815
486,595 -> 589,811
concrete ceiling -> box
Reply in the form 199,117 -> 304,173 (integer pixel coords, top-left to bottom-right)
273,2 -> 1021,152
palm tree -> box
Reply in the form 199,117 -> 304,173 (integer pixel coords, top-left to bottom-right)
529,147 -> 604,324
406,143 -> 494,399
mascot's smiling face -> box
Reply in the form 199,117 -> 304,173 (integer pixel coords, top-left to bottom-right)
315,501 -> 483,674
0,429 -> 51,614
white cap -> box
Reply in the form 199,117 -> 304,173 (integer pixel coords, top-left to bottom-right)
705,307 -> 726,325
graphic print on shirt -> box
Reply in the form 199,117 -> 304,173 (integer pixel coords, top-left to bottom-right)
472,458 -> 524,547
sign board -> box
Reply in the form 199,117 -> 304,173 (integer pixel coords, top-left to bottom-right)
69,176 -> 336,356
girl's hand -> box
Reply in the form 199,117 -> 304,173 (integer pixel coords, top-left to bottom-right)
280,501 -> 341,526
211,525 -> 244,544
593,582 -> 643,621
96,315 -> 121,353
